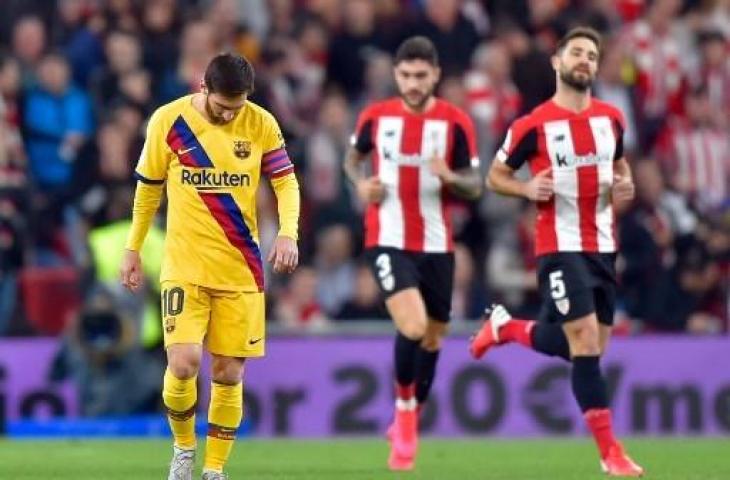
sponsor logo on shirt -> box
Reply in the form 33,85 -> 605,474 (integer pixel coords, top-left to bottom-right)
181,168 -> 251,189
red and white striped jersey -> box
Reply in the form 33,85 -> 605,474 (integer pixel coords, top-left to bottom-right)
498,99 -> 625,256
352,98 -> 479,253
656,121 -> 729,210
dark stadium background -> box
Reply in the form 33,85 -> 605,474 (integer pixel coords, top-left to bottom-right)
0,0 -> 728,477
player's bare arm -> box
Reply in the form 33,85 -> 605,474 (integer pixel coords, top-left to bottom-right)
429,155 -> 482,199
344,145 -> 385,204
611,157 -> 634,205
487,158 -> 553,202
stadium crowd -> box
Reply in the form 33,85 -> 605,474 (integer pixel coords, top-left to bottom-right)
0,0 -> 727,348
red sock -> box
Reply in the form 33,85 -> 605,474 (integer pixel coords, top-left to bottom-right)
499,319 -> 535,348
584,408 -> 618,458
395,383 -> 415,401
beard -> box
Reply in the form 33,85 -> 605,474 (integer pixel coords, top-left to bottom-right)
559,67 -> 594,92
204,96 -> 226,124
400,88 -> 433,111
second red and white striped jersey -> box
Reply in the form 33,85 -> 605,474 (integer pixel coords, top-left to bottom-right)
352,98 -> 479,253
498,99 -> 625,256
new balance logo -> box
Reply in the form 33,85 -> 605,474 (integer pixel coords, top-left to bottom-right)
177,146 -> 197,155
248,337 -> 263,345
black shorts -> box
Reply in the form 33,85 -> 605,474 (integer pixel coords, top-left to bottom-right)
536,252 -> 617,326
364,247 -> 454,323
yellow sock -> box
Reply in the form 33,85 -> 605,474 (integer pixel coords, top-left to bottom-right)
204,382 -> 243,473
162,369 -> 197,449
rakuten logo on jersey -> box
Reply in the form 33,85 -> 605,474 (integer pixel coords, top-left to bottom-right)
181,169 -> 251,189
554,153 -> 611,168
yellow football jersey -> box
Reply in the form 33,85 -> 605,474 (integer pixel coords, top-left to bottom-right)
133,95 -> 295,292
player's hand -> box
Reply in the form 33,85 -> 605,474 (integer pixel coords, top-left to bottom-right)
267,235 -> 298,274
120,249 -> 143,292
429,155 -> 454,182
524,168 -> 553,202
356,176 -> 385,204
612,174 -> 635,204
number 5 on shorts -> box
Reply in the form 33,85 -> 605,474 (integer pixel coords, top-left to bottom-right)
549,270 -> 566,299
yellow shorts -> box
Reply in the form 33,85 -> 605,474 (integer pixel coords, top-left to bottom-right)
160,281 -> 265,357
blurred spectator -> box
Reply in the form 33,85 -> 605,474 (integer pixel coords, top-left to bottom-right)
0,53 -> 22,128
140,0 -> 180,83
157,20 -> 217,103
692,30 -> 730,126
452,243 -> 486,321
495,21 -> 554,114
12,15 -> 47,88
101,0 -> 139,32
618,159 -> 701,332
410,0 -> 480,77
275,266 -> 329,330
352,49 -> 394,110
53,0 -> 105,87
74,121 -> 137,226
622,0 -> 685,149
335,263 -> 388,321
51,285 -> 163,416
0,199 -> 24,335
326,0 -> 396,100
594,38 -> 639,153
654,85 -> 729,214
464,40 -> 521,159
304,90 -> 357,225
314,223 -> 356,316
485,202 -> 541,318
23,53 -> 93,194
89,30 -> 143,114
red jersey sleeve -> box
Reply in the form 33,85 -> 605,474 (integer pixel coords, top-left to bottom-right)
496,115 -> 538,170
351,105 -> 376,154
451,108 -> 480,170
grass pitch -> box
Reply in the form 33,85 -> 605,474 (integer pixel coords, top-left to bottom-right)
1,437 -> 728,479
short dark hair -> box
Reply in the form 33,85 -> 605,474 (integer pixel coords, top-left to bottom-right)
556,27 -> 602,55
394,36 -> 439,66
204,52 -> 255,96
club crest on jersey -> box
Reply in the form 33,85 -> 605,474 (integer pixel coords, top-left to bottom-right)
164,317 -> 176,333
555,298 -> 570,315
233,140 -> 251,159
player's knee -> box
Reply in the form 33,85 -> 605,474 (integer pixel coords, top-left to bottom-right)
400,320 -> 427,340
565,319 -> 600,356
168,360 -> 199,380
211,358 -> 245,385
421,327 -> 447,351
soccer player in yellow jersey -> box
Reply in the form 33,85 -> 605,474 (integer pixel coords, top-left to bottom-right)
119,53 -> 300,480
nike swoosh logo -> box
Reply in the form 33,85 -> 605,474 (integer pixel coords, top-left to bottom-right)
177,146 -> 197,155
248,337 -> 263,345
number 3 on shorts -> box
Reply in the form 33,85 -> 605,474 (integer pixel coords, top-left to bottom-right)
549,270 -> 566,299
375,253 -> 395,292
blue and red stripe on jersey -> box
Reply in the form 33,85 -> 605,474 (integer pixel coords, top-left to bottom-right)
200,192 -> 265,291
261,147 -> 294,178
165,114 -> 265,290
166,115 -> 214,168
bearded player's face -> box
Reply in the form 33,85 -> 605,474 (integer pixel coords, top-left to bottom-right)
554,37 -> 599,92
394,60 -> 440,110
204,90 -> 247,125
